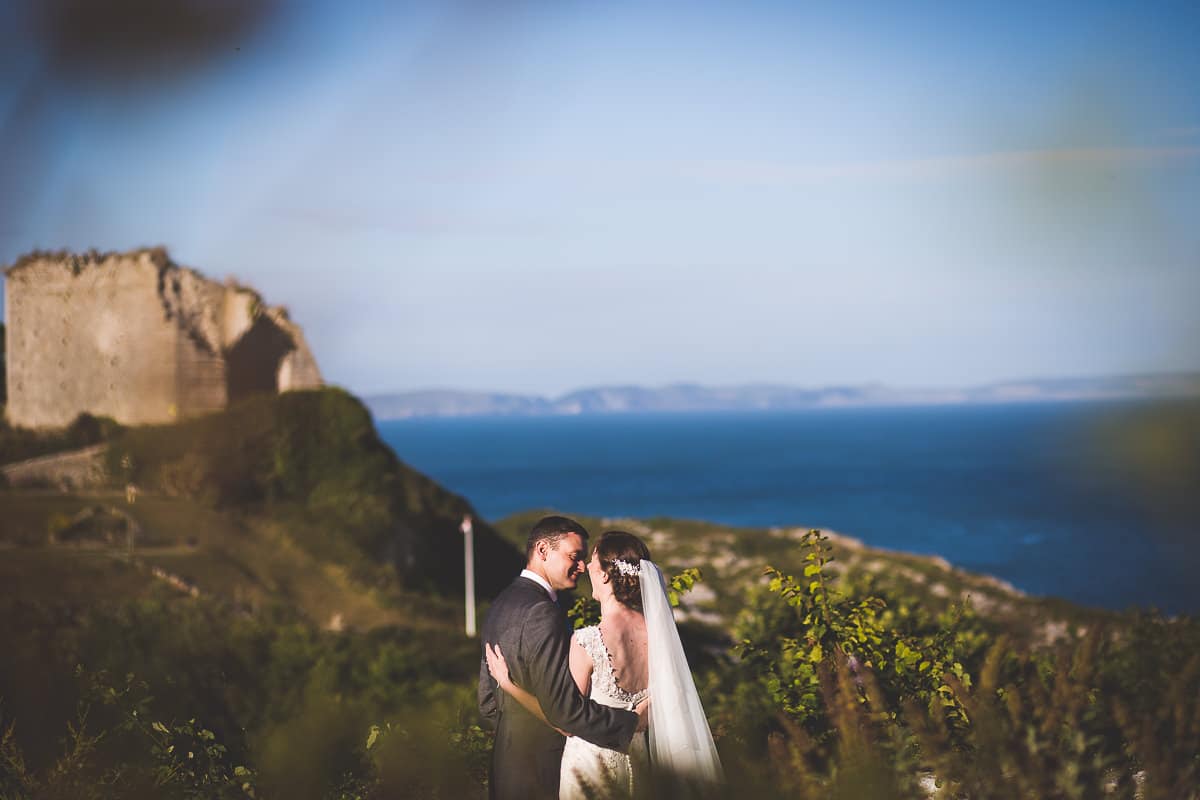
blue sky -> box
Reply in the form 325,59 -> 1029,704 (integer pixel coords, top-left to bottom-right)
2,0 -> 1198,396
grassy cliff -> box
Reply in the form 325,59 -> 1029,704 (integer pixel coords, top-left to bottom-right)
100,387 -> 522,597
1,388 -> 521,798
1,388 -> 523,633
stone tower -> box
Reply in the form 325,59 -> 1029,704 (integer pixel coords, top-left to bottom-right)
4,248 -> 322,428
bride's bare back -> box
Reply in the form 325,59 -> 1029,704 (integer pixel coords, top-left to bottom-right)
599,610 -> 648,693
569,606 -> 649,695
570,546 -> 651,696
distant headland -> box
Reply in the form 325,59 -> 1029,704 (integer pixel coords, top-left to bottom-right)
366,373 -> 1200,419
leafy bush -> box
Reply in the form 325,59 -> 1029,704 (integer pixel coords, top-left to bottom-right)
708,530 -> 1200,799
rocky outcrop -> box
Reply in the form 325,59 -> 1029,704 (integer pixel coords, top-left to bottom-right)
4,248 -> 322,428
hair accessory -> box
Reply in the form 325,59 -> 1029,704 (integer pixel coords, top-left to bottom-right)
613,558 -> 641,577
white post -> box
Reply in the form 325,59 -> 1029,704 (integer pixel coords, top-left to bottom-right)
461,514 -> 476,637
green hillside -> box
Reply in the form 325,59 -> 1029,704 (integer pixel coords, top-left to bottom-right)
3,395 -> 1197,798
3,388 -> 522,621
105,387 -> 521,595
1,389 -> 521,799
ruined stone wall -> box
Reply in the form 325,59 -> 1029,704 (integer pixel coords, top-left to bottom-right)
269,309 -> 323,392
5,252 -> 183,427
175,325 -> 228,418
4,249 -> 323,429
165,268 -> 229,418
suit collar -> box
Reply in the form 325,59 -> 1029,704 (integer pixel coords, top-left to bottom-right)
519,569 -> 557,602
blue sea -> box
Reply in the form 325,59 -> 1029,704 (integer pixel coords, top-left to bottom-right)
377,402 -> 1199,614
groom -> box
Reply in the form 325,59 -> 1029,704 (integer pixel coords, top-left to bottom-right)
478,515 -> 643,800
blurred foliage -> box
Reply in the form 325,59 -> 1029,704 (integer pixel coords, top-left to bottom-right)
0,589 -> 486,799
2,530 -> 1198,798
1082,398 -> 1200,529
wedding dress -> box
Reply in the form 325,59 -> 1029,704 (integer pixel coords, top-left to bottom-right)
559,625 -> 650,799
559,561 -> 723,799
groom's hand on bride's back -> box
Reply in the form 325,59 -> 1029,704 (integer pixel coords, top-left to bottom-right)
634,697 -> 650,733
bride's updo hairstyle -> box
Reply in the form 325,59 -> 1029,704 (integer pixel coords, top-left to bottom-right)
595,530 -> 652,612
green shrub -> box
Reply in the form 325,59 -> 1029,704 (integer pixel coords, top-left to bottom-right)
706,531 -> 1200,798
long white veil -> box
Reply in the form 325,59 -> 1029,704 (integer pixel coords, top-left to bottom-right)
640,559 -> 724,792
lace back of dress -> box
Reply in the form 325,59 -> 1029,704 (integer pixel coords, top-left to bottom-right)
578,626 -> 648,711
559,626 -> 648,800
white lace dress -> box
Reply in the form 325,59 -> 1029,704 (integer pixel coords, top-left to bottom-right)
559,625 -> 650,799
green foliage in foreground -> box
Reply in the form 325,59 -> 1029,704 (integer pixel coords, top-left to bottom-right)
734,532 -> 977,740
0,587 -> 485,800
712,530 -> 1200,799
3,533 -> 1198,799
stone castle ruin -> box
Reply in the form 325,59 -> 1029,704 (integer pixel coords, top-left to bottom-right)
4,248 -> 322,429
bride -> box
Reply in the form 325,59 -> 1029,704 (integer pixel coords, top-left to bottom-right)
485,530 -> 723,798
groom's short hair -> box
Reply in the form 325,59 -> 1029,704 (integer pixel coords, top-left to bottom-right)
525,515 -> 589,561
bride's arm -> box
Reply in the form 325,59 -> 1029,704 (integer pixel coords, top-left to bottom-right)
485,643 -> 567,736
568,631 -> 594,696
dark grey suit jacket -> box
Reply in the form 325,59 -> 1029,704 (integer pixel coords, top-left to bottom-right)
479,575 -> 639,800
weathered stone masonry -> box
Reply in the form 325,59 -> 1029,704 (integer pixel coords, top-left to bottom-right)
4,248 -> 321,428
